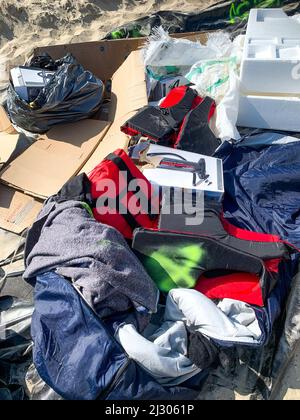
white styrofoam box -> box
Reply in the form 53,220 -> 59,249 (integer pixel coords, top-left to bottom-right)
11,67 -> 55,102
240,9 -> 300,95
237,93 -> 300,132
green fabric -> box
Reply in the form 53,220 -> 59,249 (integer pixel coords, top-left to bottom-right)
141,244 -> 206,293
81,202 -> 94,218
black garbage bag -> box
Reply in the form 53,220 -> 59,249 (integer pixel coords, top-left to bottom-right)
25,52 -> 60,72
7,53 -> 105,134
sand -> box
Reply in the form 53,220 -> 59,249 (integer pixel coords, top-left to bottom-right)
0,0 -> 212,101
0,0 -> 299,400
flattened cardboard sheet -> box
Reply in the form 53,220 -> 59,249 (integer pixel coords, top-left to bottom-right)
0,119 -> 110,198
82,51 -> 148,174
0,184 -> 43,234
0,106 -> 16,134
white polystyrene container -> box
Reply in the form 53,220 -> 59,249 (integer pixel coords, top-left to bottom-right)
237,93 -> 300,132
240,9 -> 300,95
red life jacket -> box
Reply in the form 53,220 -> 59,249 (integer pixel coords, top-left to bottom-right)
89,149 -> 159,240
175,97 -> 221,156
121,86 -> 218,154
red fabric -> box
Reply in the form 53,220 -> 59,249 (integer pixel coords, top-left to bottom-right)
160,86 -> 189,108
195,272 -> 264,307
264,259 -> 281,274
121,126 -> 140,137
89,149 -> 159,239
121,126 -> 160,143
221,214 -> 282,243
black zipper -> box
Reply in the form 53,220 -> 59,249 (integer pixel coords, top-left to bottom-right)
98,359 -> 131,400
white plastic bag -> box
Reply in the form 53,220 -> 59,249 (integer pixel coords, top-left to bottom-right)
212,70 -> 241,141
185,33 -> 243,102
143,27 -> 219,81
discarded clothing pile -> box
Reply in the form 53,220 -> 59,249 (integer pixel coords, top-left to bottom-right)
2,3 -> 300,402
19,139 -> 298,399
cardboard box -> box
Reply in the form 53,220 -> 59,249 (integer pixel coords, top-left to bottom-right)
0,105 -> 16,134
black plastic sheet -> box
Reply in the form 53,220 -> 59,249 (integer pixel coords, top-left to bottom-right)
0,296 -> 33,400
104,1 -> 300,40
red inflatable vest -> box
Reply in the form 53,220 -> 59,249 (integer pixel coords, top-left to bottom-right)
89,149 -> 159,240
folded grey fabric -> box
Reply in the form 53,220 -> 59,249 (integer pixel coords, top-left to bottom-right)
165,289 -> 262,345
116,321 -> 201,387
116,289 -> 262,386
24,200 -> 159,318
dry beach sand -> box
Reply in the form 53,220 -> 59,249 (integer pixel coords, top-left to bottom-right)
0,0 -> 299,400
0,0 -> 210,100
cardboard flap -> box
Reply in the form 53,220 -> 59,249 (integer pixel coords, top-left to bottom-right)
82,51 -> 148,175
0,119 -> 110,198
0,184 -> 43,234
0,132 -> 22,165
109,50 -> 148,122
0,106 -> 16,134
81,112 -> 138,174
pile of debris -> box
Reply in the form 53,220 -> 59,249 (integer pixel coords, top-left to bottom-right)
1,7 -> 300,401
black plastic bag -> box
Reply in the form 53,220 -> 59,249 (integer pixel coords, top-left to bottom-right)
25,53 -> 60,72
7,53 -> 105,134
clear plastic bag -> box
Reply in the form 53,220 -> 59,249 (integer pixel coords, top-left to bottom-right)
143,27 -> 219,82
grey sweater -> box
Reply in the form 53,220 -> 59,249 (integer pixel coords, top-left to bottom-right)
24,200 -> 159,318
